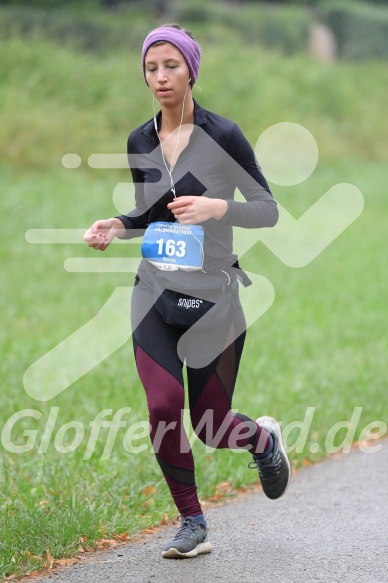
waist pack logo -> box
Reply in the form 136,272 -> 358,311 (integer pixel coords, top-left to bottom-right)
177,297 -> 204,309
153,270 -> 236,329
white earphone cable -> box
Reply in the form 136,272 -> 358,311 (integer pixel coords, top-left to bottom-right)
153,81 -> 190,199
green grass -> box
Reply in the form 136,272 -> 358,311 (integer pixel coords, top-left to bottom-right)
1,18 -> 388,580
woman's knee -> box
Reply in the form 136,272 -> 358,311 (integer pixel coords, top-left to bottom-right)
190,409 -> 231,448
147,391 -> 184,425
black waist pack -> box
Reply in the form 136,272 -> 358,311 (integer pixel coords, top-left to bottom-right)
153,269 -> 240,329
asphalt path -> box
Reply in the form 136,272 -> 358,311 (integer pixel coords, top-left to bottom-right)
32,443 -> 388,583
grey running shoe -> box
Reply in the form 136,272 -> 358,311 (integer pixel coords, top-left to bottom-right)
248,416 -> 291,500
162,516 -> 213,559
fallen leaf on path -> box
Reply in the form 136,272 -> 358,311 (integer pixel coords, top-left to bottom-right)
141,525 -> 157,534
354,431 -> 382,450
54,558 -> 79,567
96,539 -> 119,548
114,532 -> 129,541
45,549 -> 54,570
160,513 -> 169,525
215,481 -> 234,496
207,494 -> 222,501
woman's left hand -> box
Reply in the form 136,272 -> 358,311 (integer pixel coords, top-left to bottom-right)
167,196 -> 228,224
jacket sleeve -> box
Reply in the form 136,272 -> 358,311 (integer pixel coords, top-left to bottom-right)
115,132 -> 151,238
220,123 -> 278,228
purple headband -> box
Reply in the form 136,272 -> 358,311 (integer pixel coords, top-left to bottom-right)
142,27 -> 201,86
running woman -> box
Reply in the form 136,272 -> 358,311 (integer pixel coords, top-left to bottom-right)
83,24 -> 291,559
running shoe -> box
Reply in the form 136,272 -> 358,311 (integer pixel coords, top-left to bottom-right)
249,415 -> 291,499
162,516 -> 213,559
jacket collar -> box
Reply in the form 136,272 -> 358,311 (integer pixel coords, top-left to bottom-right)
141,99 -> 207,139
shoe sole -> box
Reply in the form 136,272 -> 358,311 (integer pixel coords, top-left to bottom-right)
256,415 -> 292,499
162,541 -> 213,559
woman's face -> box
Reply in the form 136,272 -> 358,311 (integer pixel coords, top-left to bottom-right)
144,43 -> 191,106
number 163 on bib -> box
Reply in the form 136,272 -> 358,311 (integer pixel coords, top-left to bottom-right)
141,222 -> 204,271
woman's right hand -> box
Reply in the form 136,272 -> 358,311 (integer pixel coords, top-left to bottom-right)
83,218 -> 125,251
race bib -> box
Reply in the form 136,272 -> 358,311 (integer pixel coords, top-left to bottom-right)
141,222 -> 204,271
